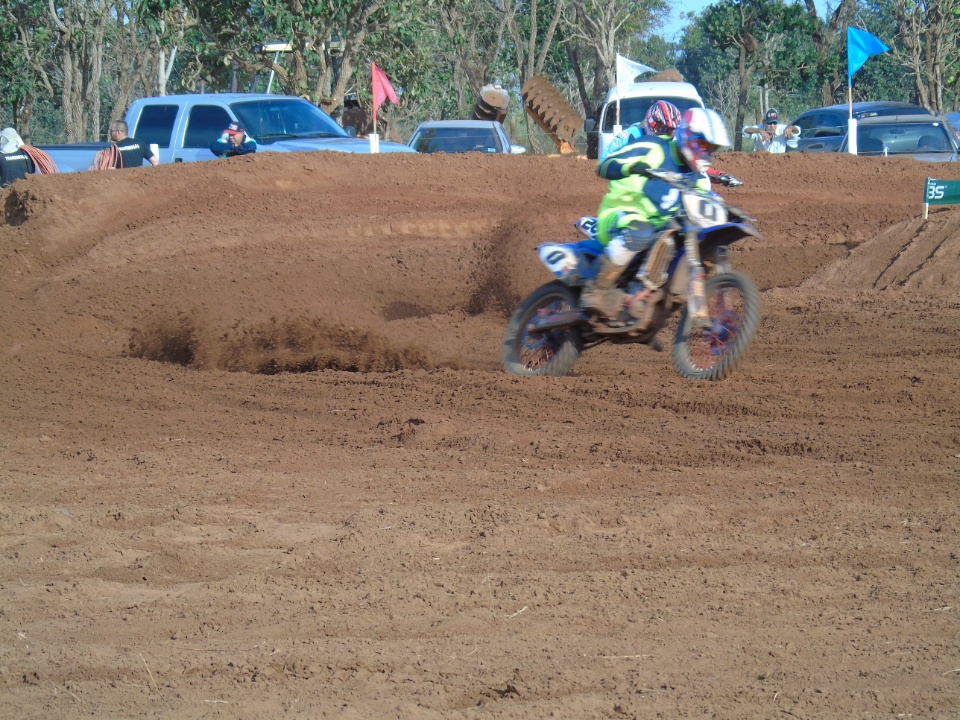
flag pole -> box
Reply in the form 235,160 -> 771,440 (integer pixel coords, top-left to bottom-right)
370,65 -> 380,153
846,73 -> 857,155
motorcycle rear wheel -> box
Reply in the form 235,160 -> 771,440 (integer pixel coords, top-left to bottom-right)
502,282 -> 583,377
672,271 -> 759,381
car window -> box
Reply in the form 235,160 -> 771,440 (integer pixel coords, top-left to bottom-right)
230,98 -> 347,141
411,127 -> 503,153
184,105 -> 233,149
601,96 -> 703,132
856,122 -> 953,155
813,112 -> 844,137
791,112 -> 815,133
132,104 -> 178,148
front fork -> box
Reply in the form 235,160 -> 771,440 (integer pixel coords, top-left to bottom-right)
713,245 -> 731,274
684,228 -> 710,328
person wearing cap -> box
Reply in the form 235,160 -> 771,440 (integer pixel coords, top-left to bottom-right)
0,127 -> 37,187
107,120 -> 160,167
210,123 -> 258,158
742,108 -> 800,153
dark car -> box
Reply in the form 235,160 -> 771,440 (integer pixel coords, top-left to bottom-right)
407,120 -> 526,154
839,114 -> 960,161
788,101 -> 932,153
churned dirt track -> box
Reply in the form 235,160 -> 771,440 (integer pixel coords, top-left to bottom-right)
1,149 -> 959,719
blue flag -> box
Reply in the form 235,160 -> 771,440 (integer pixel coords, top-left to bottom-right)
848,27 -> 889,83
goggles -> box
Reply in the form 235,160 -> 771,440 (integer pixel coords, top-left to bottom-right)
690,136 -> 718,155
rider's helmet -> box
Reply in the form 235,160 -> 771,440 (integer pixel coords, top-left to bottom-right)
674,108 -> 731,174
643,100 -> 682,137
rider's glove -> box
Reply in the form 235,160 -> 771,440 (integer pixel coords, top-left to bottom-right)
718,173 -> 743,187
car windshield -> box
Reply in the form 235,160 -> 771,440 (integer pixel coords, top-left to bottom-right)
411,127 -> 504,153
854,122 -> 954,155
601,97 -> 702,132
230,98 -> 348,143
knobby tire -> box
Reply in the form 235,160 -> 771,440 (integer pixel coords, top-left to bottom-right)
672,271 -> 759,381
502,282 -> 583,377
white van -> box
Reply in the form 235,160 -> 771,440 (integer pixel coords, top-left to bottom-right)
585,81 -> 705,159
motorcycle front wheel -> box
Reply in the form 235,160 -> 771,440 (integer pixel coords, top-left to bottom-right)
672,271 -> 759,381
502,282 -> 583,377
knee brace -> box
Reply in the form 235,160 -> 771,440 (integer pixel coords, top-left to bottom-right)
638,231 -> 676,290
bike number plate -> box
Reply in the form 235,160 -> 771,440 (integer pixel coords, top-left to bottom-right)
682,191 -> 728,228
574,216 -> 599,239
538,243 -> 580,279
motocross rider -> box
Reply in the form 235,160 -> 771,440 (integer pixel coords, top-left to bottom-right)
580,107 -> 731,320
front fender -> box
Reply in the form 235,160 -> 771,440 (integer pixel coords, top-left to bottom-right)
698,222 -> 761,265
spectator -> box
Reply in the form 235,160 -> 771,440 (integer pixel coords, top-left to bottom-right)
210,122 -> 257,158
0,127 -> 36,187
106,120 -> 160,168
917,134 -> 946,151
742,108 -> 799,153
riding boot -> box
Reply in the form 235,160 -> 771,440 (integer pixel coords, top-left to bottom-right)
581,255 -> 629,318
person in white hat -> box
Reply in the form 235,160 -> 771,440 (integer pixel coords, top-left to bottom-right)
0,127 -> 25,154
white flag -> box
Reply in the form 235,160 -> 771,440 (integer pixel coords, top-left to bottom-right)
616,54 -> 656,90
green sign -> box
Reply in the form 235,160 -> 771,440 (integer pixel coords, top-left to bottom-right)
924,177 -> 960,205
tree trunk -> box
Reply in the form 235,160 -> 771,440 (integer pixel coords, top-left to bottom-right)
734,43 -> 750,151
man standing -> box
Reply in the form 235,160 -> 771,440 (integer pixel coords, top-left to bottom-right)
106,120 -> 160,168
210,123 -> 258,158
742,108 -> 800,153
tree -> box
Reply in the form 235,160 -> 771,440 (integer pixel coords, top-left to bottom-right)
0,0 -> 55,140
677,14 -> 739,122
701,0 -> 812,150
802,0 -> 856,105
565,0 -> 668,97
883,0 -> 960,113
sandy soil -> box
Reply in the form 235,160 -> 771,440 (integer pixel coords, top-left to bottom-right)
1,148 -> 959,719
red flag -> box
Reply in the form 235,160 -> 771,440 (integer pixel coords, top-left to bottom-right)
371,62 -> 399,127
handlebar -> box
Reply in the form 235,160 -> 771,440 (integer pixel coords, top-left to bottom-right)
641,167 -> 699,189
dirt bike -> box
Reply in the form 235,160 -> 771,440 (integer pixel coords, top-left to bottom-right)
502,168 -> 761,381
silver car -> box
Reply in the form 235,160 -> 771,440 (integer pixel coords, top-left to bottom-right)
407,120 -> 526,154
840,114 -> 960,161
788,101 -> 931,153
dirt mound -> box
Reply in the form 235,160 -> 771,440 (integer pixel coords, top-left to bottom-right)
2,149 -> 959,718
805,209 -> 960,294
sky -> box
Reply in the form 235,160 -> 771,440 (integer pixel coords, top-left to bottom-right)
660,0 -> 831,42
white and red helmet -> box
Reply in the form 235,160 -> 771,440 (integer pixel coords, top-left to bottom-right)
674,108 -> 731,173
643,100 -> 682,137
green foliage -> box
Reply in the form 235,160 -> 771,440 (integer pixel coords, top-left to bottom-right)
0,0 -> 48,126
7,0 -> 953,148
849,3 -> 917,105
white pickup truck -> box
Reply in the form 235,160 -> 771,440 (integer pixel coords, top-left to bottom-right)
584,80 -> 705,160
39,93 -> 415,172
